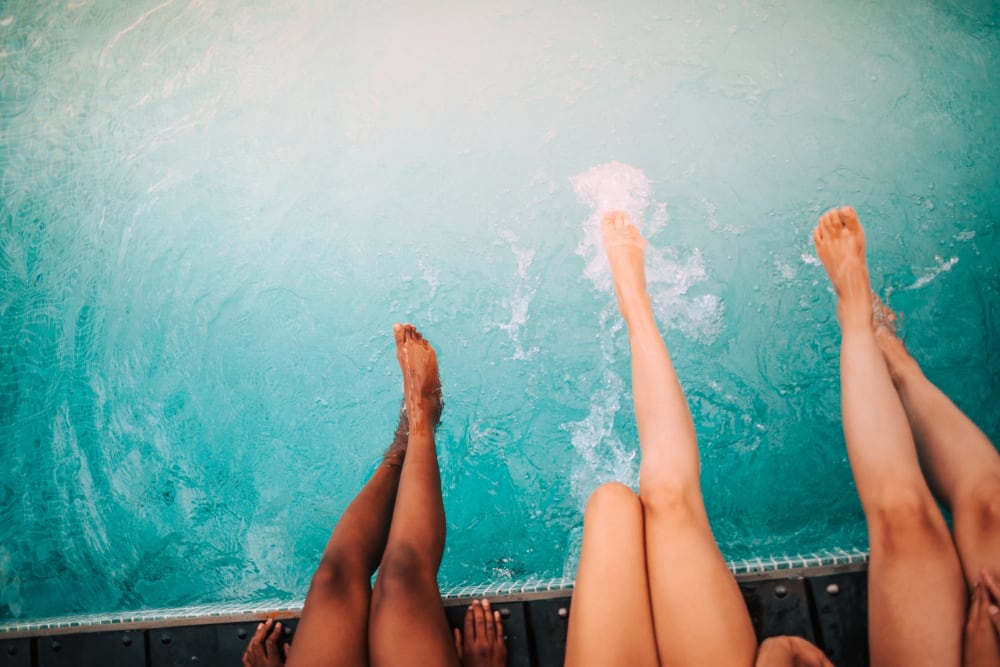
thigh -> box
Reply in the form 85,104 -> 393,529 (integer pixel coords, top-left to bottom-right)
286,567 -> 371,667
369,548 -> 459,667
865,493 -> 965,667
951,475 -> 1000,586
565,483 -> 658,667
642,489 -> 757,667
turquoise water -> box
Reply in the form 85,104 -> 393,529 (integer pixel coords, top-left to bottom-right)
1,0 -> 998,622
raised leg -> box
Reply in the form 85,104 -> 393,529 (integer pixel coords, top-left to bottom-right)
286,408 -> 410,667
873,299 -> 1000,587
564,482 -> 659,667
814,206 -> 965,667
603,211 -> 757,667
369,324 -> 458,667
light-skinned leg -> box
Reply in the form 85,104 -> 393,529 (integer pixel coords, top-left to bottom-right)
603,211 -> 757,667
814,206 -> 965,667
872,299 -> 1000,587
564,482 -> 659,667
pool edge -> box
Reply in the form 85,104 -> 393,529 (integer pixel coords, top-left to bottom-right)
0,549 -> 869,637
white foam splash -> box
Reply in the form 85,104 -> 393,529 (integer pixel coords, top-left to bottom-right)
418,260 -> 440,297
774,257 -> 797,280
564,364 -> 638,503
907,256 -> 958,290
570,161 -> 723,341
563,162 -> 722,544
492,232 -> 538,360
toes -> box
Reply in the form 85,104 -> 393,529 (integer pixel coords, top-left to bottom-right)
602,209 -> 627,229
473,598 -> 487,640
601,214 -> 617,237
265,622 -> 281,656
601,210 -> 631,237
840,206 -> 861,231
493,610 -> 505,647
393,323 -> 405,344
602,212 -> 646,248
818,208 -> 840,235
482,599 -> 496,642
464,601 -> 476,641
812,225 -> 823,246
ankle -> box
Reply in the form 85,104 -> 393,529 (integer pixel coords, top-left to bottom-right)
836,302 -> 873,334
621,295 -> 655,327
887,354 -> 922,388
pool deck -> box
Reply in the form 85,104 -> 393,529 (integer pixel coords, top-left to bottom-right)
0,561 -> 869,667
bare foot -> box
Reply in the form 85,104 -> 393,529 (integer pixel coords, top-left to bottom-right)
813,206 -> 873,332
241,619 -> 290,667
601,210 -> 650,321
453,599 -> 507,667
393,323 -> 442,435
871,293 -> 919,384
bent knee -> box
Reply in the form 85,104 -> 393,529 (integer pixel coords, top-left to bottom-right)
868,489 -> 951,551
955,474 -> 1000,533
637,480 -> 703,521
309,552 -> 371,599
585,482 -> 640,519
374,545 -> 438,598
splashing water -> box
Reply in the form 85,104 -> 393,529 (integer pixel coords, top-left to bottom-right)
562,161 -> 726,546
571,161 -> 724,341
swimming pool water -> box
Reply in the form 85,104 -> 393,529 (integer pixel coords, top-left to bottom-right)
1,0 -> 998,622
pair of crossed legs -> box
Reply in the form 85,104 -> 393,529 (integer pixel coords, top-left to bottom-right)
814,207 -> 1000,667
244,324 -> 505,667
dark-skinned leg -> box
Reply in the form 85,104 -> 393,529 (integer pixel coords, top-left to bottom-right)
285,410 -> 408,667
369,324 -> 458,667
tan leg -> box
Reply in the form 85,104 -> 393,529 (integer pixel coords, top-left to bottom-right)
602,212 -> 757,667
565,483 -> 659,667
286,446 -> 403,667
369,324 -> 459,667
814,207 -> 965,667
873,306 -> 1000,587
